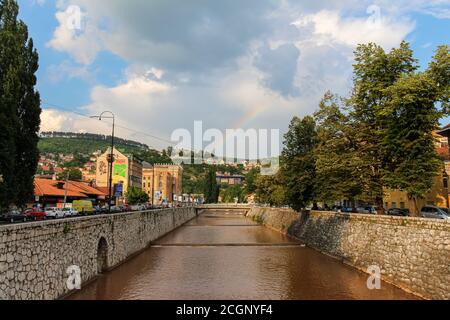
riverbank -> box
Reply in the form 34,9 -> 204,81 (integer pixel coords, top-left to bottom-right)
247,207 -> 450,300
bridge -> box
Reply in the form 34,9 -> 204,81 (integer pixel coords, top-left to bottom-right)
1,205 -> 448,300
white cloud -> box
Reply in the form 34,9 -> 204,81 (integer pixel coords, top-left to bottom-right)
43,0 -> 433,150
291,10 -> 415,50
47,6 -> 103,65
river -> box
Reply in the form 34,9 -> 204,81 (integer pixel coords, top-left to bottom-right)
68,212 -> 417,300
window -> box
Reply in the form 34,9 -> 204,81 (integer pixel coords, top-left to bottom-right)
400,202 -> 405,209
391,202 -> 397,209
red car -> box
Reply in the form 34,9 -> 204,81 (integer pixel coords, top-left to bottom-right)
24,208 -> 47,221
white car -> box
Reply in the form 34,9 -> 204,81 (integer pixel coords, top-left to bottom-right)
45,207 -> 65,219
62,208 -> 78,217
421,206 -> 450,220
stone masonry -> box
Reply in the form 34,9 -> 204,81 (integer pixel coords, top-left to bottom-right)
0,207 -> 196,300
247,207 -> 450,300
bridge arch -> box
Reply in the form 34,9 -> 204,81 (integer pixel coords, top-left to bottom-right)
97,237 -> 109,274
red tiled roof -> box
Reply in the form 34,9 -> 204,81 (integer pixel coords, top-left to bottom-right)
34,178 -> 106,198
95,187 -> 111,195
69,181 -> 106,196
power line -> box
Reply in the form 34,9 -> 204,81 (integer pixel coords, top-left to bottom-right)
41,101 -> 177,148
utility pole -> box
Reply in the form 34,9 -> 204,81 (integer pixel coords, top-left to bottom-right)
152,165 -> 155,206
91,111 -> 115,214
63,171 -> 69,209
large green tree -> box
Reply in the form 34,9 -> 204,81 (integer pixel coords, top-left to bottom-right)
349,41 -> 418,213
380,46 -> 450,216
314,92 -> 364,205
281,116 -> 318,211
0,0 -> 41,209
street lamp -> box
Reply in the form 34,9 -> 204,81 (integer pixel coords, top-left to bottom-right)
91,111 -> 115,214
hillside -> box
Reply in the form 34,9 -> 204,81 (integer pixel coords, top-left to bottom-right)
38,132 -> 172,165
38,137 -> 146,157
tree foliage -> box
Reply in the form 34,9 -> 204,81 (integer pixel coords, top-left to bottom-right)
57,168 -> 82,181
281,116 -> 317,211
204,167 -> 219,203
314,92 -> 364,204
0,0 -> 41,209
125,187 -> 149,205
255,174 -> 286,206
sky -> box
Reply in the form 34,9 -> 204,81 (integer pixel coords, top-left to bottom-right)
17,0 -> 450,152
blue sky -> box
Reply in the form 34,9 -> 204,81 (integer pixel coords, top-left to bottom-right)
17,0 -> 450,150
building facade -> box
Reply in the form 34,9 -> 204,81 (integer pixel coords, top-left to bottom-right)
142,163 -> 183,205
95,147 -> 143,200
216,172 -> 245,185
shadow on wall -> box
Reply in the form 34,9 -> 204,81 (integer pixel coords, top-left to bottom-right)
97,237 -> 108,274
292,212 -> 352,259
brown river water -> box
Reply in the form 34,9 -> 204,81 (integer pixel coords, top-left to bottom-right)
68,212 -> 418,300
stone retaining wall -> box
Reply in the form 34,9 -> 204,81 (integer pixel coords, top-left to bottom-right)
247,207 -> 450,300
0,207 -> 196,300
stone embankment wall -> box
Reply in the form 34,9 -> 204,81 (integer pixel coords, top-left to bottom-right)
247,207 -> 450,300
0,207 -> 196,300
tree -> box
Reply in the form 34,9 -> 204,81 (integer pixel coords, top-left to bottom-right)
0,0 -> 41,209
204,167 -> 219,203
126,187 -> 149,205
244,167 -> 260,195
380,45 -> 450,216
349,41 -> 418,213
255,174 -> 286,207
427,45 -> 450,114
314,92 -> 364,205
281,116 -> 318,211
57,168 -> 82,181
221,184 -> 245,203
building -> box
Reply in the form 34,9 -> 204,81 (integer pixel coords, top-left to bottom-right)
95,147 -> 143,200
32,178 -> 106,208
216,172 -> 245,185
142,163 -> 183,205
383,128 -> 450,211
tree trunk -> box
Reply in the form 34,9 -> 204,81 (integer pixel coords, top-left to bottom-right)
375,196 -> 385,215
408,197 -> 420,217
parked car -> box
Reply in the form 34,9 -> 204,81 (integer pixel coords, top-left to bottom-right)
72,200 -> 94,215
1,209 -> 28,223
387,208 -> 410,217
45,207 -> 65,219
439,207 -> 450,215
109,206 -> 123,213
130,204 -> 147,211
93,206 -> 105,215
119,204 -> 131,212
62,208 -> 78,217
24,208 -> 47,221
421,206 -> 450,220
357,206 -> 378,215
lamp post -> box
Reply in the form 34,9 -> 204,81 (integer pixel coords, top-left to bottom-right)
91,111 -> 115,214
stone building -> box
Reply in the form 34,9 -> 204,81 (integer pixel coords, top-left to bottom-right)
95,147 -> 143,201
142,163 -> 183,205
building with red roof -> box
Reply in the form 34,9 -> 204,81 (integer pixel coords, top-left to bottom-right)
32,178 -> 106,208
